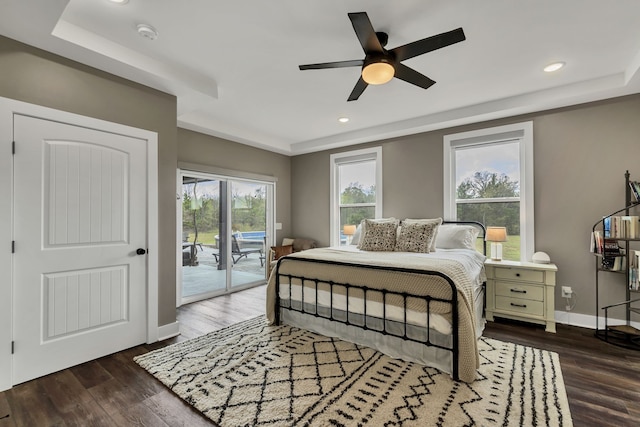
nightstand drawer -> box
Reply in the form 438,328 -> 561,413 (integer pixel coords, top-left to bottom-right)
495,281 -> 544,301
496,296 -> 544,316
494,267 -> 544,283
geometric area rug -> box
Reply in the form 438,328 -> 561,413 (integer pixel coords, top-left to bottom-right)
134,316 -> 573,426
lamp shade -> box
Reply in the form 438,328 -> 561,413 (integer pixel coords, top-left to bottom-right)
343,224 -> 357,236
485,226 -> 507,242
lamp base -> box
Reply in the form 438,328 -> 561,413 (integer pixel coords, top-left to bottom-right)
489,242 -> 503,261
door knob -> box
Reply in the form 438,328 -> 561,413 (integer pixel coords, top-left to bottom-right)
136,248 -> 147,255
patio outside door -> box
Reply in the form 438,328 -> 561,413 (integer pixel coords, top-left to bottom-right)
179,171 -> 272,304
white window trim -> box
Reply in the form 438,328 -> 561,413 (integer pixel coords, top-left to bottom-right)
443,121 -> 534,262
330,147 -> 382,246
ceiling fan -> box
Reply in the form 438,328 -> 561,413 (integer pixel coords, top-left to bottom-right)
299,12 -> 466,101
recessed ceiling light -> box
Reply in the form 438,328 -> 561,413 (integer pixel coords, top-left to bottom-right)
137,24 -> 158,40
338,117 -> 349,123
109,0 -> 129,4
544,62 -> 565,73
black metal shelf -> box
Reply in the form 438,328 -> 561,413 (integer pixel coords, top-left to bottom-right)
593,170 -> 640,350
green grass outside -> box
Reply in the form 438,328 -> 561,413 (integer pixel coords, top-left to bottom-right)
185,231 -> 217,245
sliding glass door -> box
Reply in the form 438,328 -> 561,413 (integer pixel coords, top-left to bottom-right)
179,170 -> 273,305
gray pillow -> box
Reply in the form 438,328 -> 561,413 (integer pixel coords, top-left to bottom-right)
292,238 -> 317,252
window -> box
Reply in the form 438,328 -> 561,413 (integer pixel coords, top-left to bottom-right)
443,122 -> 534,262
330,147 -> 382,246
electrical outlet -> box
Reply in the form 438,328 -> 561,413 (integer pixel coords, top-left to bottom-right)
561,286 -> 572,298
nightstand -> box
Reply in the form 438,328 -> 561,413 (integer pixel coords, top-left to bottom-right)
485,259 -> 558,333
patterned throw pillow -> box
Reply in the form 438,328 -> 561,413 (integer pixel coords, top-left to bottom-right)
401,218 -> 443,251
358,219 -> 399,251
395,221 -> 439,253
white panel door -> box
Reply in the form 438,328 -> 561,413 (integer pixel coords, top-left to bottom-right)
12,114 -> 148,385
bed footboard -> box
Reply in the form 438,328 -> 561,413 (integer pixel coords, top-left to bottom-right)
274,258 -> 461,381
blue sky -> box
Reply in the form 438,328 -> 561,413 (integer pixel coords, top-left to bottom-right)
455,141 -> 520,187
338,141 -> 520,193
339,161 -> 376,192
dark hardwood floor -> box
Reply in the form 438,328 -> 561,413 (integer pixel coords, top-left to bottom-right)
1,285 -> 638,426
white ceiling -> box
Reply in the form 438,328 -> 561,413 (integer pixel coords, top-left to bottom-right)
2,0 -> 640,155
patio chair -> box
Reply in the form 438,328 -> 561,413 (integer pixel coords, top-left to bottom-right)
232,235 -> 263,265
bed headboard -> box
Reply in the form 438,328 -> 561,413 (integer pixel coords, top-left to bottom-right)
442,220 -> 487,255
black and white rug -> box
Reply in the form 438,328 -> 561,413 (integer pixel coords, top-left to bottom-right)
134,316 -> 572,426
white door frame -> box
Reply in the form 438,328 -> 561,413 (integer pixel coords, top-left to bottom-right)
0,96 -> 159,391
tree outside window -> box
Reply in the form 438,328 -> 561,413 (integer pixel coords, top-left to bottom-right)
445,122 -> 534,262
330,147 -> 382,246
456,170 -> 520,259
340,181 -> 375,243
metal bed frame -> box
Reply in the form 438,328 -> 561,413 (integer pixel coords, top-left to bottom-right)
273,221 -> 486,382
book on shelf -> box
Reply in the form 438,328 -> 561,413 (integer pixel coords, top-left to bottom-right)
611,252 -> 626,271
602,240 -> 625,270
604,217 -> 611,238
602,215 -> 640,239
629,250 -> 640,291
629,180 -> 640,202
591,230 -> 604,253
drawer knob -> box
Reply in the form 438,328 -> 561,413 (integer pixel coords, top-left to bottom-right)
510,289 -> 527,294
515,273 -> 521,277
510,302 -> 527,308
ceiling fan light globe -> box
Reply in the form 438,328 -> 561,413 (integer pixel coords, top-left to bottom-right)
362,62 -> 395,85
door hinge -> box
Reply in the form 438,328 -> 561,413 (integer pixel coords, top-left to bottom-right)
11,341 -> 14,354
12,140 -> 15,155
11,241 -> 15,254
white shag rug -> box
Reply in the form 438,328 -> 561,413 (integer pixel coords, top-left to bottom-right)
134,316 -> 572,426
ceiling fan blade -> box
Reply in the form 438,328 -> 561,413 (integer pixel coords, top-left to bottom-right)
394,63 -> 435,90
347,77 -> 368,101
391,27 -> 465,62
348,12 -> 384,54
299,59 -> 364,70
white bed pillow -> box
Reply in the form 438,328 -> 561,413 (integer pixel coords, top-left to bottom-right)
401,218 -> 443,251
358,218 -> 399,251
435,224 -> 480,250
350,223 -> 363,245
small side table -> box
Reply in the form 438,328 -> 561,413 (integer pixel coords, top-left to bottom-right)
485,259 -> 558,333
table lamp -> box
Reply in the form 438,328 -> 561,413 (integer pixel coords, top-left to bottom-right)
485,226 -> 507,261
343,224 -> 357,245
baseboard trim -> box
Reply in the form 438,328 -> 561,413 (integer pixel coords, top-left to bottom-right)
157,321 -> 180,341
554,311 -> 640,330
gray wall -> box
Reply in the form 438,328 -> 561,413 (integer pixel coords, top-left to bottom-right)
177,128 -> 292,241
291,94 -> 640,320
